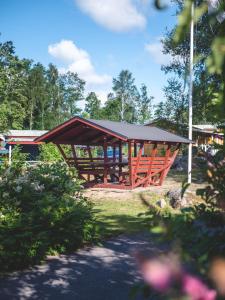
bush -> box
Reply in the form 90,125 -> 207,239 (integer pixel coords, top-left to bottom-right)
143,201 -> 225,279
11,145 -> 29,163
197,149 -> 225,209
38,143 -> 64,162
0,162 -> 97,272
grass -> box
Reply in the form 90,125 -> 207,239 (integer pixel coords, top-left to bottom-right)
92,191 -> 159,238
168,168 -> 205,184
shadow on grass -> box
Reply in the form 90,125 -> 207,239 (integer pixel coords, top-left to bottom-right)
95,213 -> 150,238
167,168 -> 206,184
93,193 -> 155,239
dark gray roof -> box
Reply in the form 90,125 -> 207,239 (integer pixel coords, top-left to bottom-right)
87,119 -> 191,144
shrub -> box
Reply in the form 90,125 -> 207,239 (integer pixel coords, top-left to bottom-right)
197,149 -> 225,209
0,162 -> 97,272
38,143 -> 64,162
11,145 -> 29,163
143,200 -> 225,278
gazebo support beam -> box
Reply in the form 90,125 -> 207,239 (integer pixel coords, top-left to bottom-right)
103,139 -> 108,184
87,145 -> 94,181
119,141 -> 123,183
56,143 -> 68,162
159,144 -> 171,185
134,142 -> 137,157
159,143 -> 180,184
133,142 -> 144,184
70,144 -> 86,181
144,143 -> 158,187
71,144 -> 78,168
128,141 -> 133,188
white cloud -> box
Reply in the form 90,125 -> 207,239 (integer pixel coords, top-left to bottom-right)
75,0 -> 146,32
145,40 -> 172,65
95,90 -> 108,104
48,40 -> 111,86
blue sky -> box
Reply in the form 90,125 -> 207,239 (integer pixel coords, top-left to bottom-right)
1,0 -> 176,107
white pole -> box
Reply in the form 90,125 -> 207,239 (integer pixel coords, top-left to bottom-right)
188,2 -> 194,184
121,96 -> 124,121
9,144 -> 12,165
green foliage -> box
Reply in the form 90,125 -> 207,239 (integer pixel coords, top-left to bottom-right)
137,84 -> 153,124
26,63 -> 48,130
60,71 -> 85,117
157,0 -> 224,125
0,102 -> 26,131
101,94 -> 122,121
0,40 -> 29,131
84,92 -> 102,119
11,145 -> 29,167
144,202 -> 225,276
207,36 -> 225,75
197,150 -> 225,208
0,37 -> 156,130
155,79 -> 188,125
142,148 -> 225,276
0,162 -> 97,271
38,143 -> 63,162
112,70 -> 139,122
174,0 -> 207,44
181,180 -> 190,199
98,71 -> 154,124
0,38 -> 86,132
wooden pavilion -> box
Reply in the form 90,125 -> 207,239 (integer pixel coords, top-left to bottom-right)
35,117 -> 191,189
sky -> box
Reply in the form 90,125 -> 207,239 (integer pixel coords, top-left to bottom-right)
1,0 -> 177,108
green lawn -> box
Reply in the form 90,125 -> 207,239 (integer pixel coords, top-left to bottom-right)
92,192 -> 159,238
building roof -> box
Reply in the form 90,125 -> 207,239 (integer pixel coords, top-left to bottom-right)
192,125 -> 217,132
146,118 -> 223,136
4,130 -> 48,145
5,130 -> 48,137
35,116 -> 191,144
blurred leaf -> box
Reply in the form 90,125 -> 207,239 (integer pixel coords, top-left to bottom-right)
194,3 -> 207,22
181,180 -> 190,199
151,226 -> 165,234
206,37 -> 225,75
129,283 -> 141,299
154,0 -> 167,10
174,0 -> 192,44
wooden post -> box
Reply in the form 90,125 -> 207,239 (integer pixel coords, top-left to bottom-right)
113,145 -> 116,162
134,142 -> 137,157
128,140 -> 133,188
119,141 -> 122,182
87,145 -> 94,182
112,145 -> 116,180
144,143 -> 157,187
71,144 -> 86,181
71,144 -> 78,168
103,139 -> 108,184
162,143 -> 180,182
159,144 -> 171,185
56,144 -> 68,163
133,142 -> 144,183
87,145 -> 93,161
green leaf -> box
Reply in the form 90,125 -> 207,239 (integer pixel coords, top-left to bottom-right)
151,226 -> 165,234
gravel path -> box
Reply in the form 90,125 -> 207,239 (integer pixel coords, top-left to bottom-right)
0,233 -> 156,300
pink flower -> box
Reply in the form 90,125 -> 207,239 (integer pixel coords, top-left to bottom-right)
141,259 -> 173,291
182,274 -> 217,300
